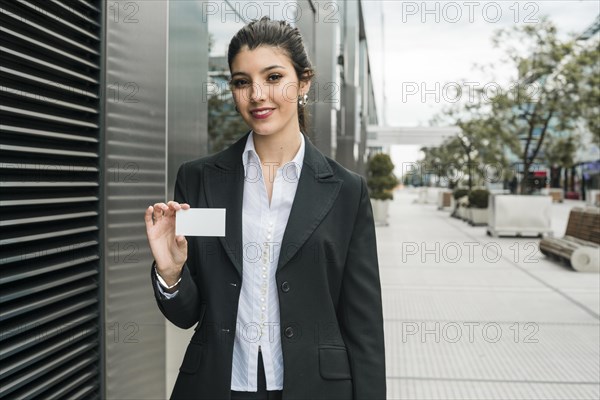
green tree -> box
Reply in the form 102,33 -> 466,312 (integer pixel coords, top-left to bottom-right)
207,95 -> 248,154
428,101 -> 518,191
487,18 -> 597,193
572,39 -> 600,146
543,134 -> 580,190
420,139 -> 464,189
206,32 -> 248,154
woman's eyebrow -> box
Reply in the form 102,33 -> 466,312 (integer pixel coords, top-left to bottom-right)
231,65 -> 286,78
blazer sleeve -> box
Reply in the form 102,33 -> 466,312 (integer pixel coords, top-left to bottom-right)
150,162 -> 201,329
338,176 -> 387,399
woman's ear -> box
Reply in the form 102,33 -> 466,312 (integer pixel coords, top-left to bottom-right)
299,78 -> 311,97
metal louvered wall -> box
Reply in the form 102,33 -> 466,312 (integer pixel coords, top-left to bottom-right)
103,1 -> 169,398
0,0 -> 103,398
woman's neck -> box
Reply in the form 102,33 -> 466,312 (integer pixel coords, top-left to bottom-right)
253,128 -> 302,168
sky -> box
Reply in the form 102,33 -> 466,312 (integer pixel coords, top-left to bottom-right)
362,1 -> 600,171
366,0 -> 599,127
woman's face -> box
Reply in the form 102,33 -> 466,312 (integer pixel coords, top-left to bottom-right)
230,45 -> 310,138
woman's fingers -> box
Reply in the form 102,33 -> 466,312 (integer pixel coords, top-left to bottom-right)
167,200 -> 182,211
144,202 -> 189,271
144,206 -> 154,230
175,234 -> 187,248
152,202 -> 167,222
146,202 -> 190,227
166,201 -> 191,210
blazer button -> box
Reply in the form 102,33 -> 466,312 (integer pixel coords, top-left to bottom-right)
281,281 -> 290,293
284,326 -> 294,338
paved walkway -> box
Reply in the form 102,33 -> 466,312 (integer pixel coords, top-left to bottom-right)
377,189 -> 600,400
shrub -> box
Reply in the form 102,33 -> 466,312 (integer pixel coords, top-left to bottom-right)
453,188 -> 469,200
468,189 -> 490,208
367,154 -> 399,201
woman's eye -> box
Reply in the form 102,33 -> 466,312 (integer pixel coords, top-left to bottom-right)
232,79 -> 249,88
231,74 -> 281,87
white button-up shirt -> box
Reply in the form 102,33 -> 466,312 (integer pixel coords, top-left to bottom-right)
156,130 -> 304,392
233,130 -> 304,391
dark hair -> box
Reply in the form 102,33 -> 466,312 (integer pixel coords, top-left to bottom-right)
227,16 -> 315,134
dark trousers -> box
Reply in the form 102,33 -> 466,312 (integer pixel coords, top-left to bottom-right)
230,350 -> 283,400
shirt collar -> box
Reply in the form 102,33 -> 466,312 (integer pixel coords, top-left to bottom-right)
242,130 -> 305,180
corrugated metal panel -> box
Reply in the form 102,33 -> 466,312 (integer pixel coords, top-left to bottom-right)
103,0 -> 168,398
0,0 -> 102,398
165,2 -> 209,395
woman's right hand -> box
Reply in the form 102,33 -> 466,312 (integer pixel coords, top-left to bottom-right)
144,201 -> 191,286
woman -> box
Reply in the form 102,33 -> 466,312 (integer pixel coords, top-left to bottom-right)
144,17 -> 385,400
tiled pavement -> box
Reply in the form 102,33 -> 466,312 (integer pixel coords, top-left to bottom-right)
378,190 -> 600,400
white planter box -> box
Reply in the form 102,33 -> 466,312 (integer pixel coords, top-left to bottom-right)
453,195 -> 469,219
587,189 -> 600,207
487,195 -> 553,237
371,199 -> 390,226
456,206 -> 468,220
427,188 -> 440,205
416,187 -> 441,204
416,188 -> 427,204
468,208 -> 489,226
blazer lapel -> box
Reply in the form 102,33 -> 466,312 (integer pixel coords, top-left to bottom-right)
277,136 -> 342,273
203,131 -> 343,278
204,133 -> 248,278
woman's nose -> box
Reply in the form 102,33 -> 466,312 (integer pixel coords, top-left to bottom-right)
249,82 -> 266,102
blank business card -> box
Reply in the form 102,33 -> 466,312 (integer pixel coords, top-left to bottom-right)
175,208 -> 226,237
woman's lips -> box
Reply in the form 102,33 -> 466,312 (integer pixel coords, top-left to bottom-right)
251,108 -> 274,119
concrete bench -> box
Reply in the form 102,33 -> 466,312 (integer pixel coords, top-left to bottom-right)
539,207 -> 600,272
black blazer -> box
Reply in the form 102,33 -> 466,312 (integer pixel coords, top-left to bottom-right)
151,131 -> 386,399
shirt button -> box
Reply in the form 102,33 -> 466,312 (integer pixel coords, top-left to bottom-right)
267,234 -> 271,240
262,274 -> 267,279
261,306 -> 266,311
262,266 -> 267,272
260,297 -> 265,302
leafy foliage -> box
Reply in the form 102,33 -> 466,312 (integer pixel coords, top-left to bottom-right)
427,110 -> 517,190
367,153 -> 399,201
452,188 -> 469,200
488,18 -> 598,193
207,95 -> 248,154
425,18 -> 598,194
543,134 -> 580,168
468,189 -> 490,209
